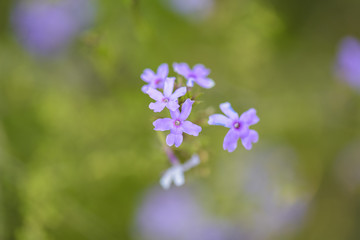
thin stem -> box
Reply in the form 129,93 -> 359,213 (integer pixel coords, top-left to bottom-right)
156,131 -> 180,165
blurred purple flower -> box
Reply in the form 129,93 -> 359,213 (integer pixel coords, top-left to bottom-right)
135,187 -> 245,240
173,63 -> 215,88
147,77 -> 187,112
11,0 -> 95,57
208,103 -> 259,152
153,99 -> 202,147
164,0 -> 214,21
141,63 -> 169,93
135,187 -> 207,240
336,37 -> 360,88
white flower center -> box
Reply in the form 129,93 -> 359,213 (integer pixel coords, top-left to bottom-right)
175,120 -> 181,126
163,98 -> 169,103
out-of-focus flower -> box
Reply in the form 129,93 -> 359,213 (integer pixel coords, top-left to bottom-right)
336,37 -> 360,88
11,0 -> 95,57
173,63 -> 215,88
147,78 -> 187,112
153,99 -> 202,147
208,103 -> 259,152
135,187 -> 207,240
163,0 -> 214,21
160,154 -> 200,189
141,63 -> 169,93
135,186 -> 244,240
216,145 -> 310,239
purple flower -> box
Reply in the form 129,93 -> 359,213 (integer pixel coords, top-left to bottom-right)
208,102 -> 259,152
141,63 -> 169,93
153,99 -> 202,147
135,187 -> 207,240
160,154 -> 200,189
173,63 -> 215,88
163,0 -> 214,22
147,77 -> 187,112
336,37 -> 360,88
11,0 -> 95,57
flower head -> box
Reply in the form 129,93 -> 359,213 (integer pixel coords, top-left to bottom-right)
147,77 -> 187,112
336,37 -> 360,89
173,62 -> 215,88
11,0 -> 95,57
208,102 -> 259,152
153,99 -> 202,147
160,154 -> 200,189
141,63 -> 169,93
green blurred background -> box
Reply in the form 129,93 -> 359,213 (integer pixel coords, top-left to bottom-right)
0,0 -> 360,239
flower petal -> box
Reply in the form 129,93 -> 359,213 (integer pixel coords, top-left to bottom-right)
239,108 -> 259,126
187,78 -> 195,87
174,134 -> 183,147
193,64 -> 210,77
166,133 -> 175,146
149,101 -> 166,112
166,133 -> 183,147
220,102 -> 239,120
157,63 -> 169,79
223,129 -> 240,152
167,101 -> 180,111
141,85 -> 149,93
173,169 -> 185,186
163,77 -> 175,97
170,87 -> 187,100
241,129 -> 259,150
195,78 -> 215,88
208,114 -> 232,128
182,121 -> 202,136
140,69 -> 155,83
146,87 -> 163,101
173,62 -> 191,76
179,99 -> 194,120
170,109 -> 180,119
153,118 -> 173,131
160,171 -> 172,190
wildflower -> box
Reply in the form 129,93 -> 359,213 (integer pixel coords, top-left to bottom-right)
173,62 -> 215,88
147,77 -> 187,112
141,63 -> 169,93
336,37 -> 360,89
163,0 -> 214,22
11,0 -> 95,57
153,99 -> 202,147
208,102 -> 259,152
160,154 -> 200,189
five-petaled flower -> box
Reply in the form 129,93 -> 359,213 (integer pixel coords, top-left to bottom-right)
141,63 -> 169,93
153,99 -> 202,147
173,62 -> 215,88
147,77 -> 187,112
208,102 -> 259,152
160,154 -> 200,189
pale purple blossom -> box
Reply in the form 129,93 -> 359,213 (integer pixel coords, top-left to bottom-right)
208,102 -> 259,152
153,99 -> 202,147
163,0 -> 214,22
147,77 -> 187,112
11,0 -> 95,57
141,63 -> 169,93
336,37 -> 360,89
160,154 -> 200,189
173,63 -> 215,88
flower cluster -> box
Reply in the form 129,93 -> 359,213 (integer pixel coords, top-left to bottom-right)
141,63 -> 259,189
